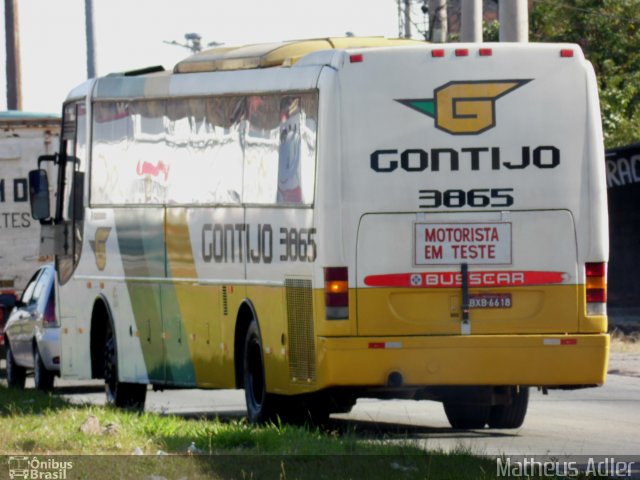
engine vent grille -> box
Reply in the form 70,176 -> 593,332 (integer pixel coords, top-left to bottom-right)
285,278 -> 316,384
222,286 -> 228,316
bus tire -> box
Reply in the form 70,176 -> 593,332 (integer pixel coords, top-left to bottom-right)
5,342 -> 26,389
300,401 -> 331,428
104,325 -> 146,410
277,395 -> 331,427
34,347 -> 55,392
488,387 -> 529,429
443,401 -> 490,429
243,320 -> 276,424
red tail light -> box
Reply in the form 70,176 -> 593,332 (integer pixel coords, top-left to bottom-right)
586,262 -> 607,313
43,294 -> 58,327
324,267 -> 348,320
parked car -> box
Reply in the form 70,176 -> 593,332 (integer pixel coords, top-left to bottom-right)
3,265 -> 59,391
0,289 -> 18,357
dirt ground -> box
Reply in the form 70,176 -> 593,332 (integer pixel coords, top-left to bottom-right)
609,351 -> 640,378
609,339 -> 640,378
608,320 -> 640,378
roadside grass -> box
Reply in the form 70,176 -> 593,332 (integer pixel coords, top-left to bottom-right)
610,328 -> 640,353
0,385 -> 511,479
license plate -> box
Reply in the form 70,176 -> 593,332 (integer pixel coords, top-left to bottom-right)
469,293 -> 512,309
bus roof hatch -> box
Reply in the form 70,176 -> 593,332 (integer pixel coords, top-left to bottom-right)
173,37 -> 425,74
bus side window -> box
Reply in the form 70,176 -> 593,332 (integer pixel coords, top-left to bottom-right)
277,96 -> 303,204
277,93 -> 317,206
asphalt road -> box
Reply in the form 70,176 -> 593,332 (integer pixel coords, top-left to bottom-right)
47,371 -> 640,457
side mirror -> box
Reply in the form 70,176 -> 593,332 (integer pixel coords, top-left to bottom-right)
28,169 -> 51,220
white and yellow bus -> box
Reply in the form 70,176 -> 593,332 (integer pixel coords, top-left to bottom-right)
29,38 -> 609,428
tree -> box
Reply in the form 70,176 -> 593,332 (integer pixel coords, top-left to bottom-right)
530,0 -> 640,148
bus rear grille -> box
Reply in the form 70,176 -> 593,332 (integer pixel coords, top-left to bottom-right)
285,278 -> 316,384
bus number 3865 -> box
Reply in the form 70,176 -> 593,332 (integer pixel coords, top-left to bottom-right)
418,188 -> 515,209
279,227 -> 317,262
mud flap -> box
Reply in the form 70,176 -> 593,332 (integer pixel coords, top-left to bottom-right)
461,263 -> 471,335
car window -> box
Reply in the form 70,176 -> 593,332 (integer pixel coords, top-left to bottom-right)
33,268 -> 53,311
20,270 -> 42,305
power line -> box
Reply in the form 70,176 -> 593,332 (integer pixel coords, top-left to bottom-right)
397,0 -> 438,40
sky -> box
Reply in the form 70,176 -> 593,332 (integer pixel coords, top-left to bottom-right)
0,0 -> 402,113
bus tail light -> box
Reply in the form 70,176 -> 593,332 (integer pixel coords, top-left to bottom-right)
586,262 -> 607,315
324,267 -> 348,320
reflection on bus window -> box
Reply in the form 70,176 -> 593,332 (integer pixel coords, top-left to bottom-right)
278,96 -> 302,203
90,92 -> 317,207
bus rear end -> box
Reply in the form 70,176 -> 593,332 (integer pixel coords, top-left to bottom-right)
315,43 -> 608,428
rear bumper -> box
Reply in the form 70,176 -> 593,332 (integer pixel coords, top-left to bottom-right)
36,327 -> 61,372
316,334 -> 609,388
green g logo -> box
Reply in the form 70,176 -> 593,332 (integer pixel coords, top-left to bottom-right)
397,79 -> 531,135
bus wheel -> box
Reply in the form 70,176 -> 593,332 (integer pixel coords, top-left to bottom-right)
5,342 -> 26,389
104,326 -> 146,410
270,395 -> 329,427
443,401 -> 490,429
488,387 -> 529,429
243,320 -> 275,424
300,402 -> 332,428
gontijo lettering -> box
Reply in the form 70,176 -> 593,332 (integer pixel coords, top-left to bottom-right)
201,223 -> 317,264
370,146 -> 560,173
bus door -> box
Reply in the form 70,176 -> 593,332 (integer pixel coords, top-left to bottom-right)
55,101 -> 87,375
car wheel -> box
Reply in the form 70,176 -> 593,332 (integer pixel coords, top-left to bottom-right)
104,325 -> 146,410
6,342 -> 26,389
34,347 -> 55,392
243,320 -> 277,424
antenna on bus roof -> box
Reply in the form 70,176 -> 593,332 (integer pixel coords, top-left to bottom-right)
164,33 -> 224,54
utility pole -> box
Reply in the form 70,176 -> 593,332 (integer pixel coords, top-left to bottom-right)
461,0 -> 482,43
4,0 -> 22,110
85,0 -> 98,78
499,0 -> 529,42
404,0 -> 412,38
428,0 -> 448,43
